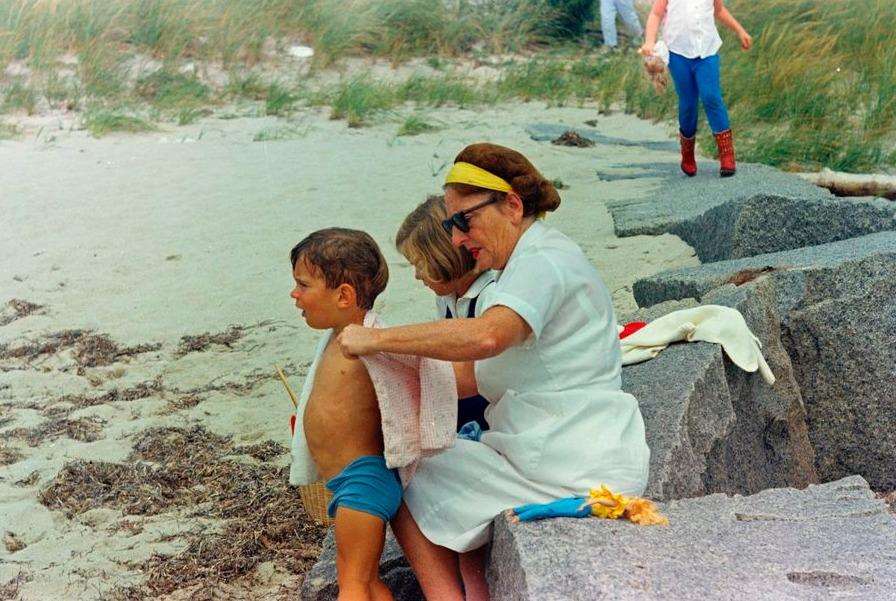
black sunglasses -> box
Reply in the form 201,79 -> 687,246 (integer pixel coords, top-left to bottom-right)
441,195 -> 498,234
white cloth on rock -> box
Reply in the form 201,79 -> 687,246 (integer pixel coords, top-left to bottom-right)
619,305 -> 776,384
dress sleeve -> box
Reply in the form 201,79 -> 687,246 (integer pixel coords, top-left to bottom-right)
483,253 -> 565,339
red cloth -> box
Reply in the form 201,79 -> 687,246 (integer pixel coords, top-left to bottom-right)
619,321 -> 648,339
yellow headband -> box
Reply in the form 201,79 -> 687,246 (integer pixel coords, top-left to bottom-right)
444,162 -> 512,193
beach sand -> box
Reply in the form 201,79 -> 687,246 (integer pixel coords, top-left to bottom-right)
0,102 -> 698,599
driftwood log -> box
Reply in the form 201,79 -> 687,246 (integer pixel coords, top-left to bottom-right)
796,168 -> 896,200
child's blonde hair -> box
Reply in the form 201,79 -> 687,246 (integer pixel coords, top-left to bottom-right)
396,195 -> 476,284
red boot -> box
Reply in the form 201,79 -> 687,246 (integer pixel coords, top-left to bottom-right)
714,129 -> 736,177
679,133 -> 697,177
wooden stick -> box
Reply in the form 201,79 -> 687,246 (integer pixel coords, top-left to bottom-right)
275,365 -> 298,408
795,168 -> 896,200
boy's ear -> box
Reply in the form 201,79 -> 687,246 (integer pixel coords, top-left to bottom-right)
335,283 -> 358,309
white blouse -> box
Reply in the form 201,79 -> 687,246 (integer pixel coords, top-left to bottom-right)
662,0 -> 723,59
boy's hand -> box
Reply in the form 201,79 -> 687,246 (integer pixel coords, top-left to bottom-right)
638,43 -> 655,57
336,325 -> 378,358
739,31 -> 753,50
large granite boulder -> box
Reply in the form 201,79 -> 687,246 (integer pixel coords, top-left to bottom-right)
622,281 -> 817,501
578,152 -> 895,263
487,476 -> 896,600
633,232 -> 896,490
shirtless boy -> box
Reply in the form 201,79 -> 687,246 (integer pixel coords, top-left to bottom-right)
289,228 -> 399,601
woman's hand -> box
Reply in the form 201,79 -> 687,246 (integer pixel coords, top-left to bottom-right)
739,30 -> 753,50
336,325 -> 379,358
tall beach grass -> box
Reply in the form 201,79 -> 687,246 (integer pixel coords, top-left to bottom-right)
0,0 -> 893,171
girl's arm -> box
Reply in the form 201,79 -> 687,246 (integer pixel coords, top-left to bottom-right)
337,305 -> 532,362
714,0 -> 752,50
453,361 -> 479,398
639,0 -> 668,56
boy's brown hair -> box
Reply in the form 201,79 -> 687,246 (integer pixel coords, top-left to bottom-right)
396,195 -> 476,284
290,228 -> 388,310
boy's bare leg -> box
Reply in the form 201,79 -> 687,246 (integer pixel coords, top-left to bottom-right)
390,502 -> 464,600
459,546 -> 490,601
335,507 -> 390,601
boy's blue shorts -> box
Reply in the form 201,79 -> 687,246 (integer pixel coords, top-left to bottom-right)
325,455 -> 402,523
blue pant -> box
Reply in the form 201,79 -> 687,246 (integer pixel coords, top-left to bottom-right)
600,0 -> 643,47
325,455 -> 402,522
668,52 -> 731,137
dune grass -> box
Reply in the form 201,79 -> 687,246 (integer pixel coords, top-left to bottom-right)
397,114 -> 440,136
0,0 -> 893,170
82,108 -> 157,137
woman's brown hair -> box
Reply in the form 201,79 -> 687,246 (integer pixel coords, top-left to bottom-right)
396,195 -> 476,283
447,143 -> 561,216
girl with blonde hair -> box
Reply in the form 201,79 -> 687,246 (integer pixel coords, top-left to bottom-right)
396,195 -> 494,431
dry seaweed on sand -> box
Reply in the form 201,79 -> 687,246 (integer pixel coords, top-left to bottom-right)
7,415 -> 106,446
40,426 -> 326,595
552,130 -> 595,147
0,329 -> 161,367
0,298 -> 44,327
15,470 -> 41,487
176,326 -> 245,356
4,531 -> 27,553
40,460 -> 181,517
0,445 -> 24,465
238,440 -> 288,462
0,572 -> 32,600
44,377 -> 164,418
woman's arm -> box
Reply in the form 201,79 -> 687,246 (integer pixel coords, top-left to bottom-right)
337,305 -> 532,361
453,361 -> 479,398
714,0 -> 752,49
639,0 -> 667,56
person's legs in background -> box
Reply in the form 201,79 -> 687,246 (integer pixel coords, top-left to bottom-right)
667,52 -> 700,176
613,0 -> 644,43
600,0 -> 619,47
694,54 -> 736,176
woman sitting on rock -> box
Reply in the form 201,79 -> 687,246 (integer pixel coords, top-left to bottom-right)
337,143 -> 650,600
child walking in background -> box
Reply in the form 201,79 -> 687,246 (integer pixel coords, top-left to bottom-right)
639,0 -> 752,177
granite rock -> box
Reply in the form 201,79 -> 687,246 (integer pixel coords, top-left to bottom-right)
487,476 -> 896,601
622,281 -> 816,501
633,231 -> 896,490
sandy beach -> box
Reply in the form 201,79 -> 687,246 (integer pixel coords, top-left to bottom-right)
0,102 -> 699,599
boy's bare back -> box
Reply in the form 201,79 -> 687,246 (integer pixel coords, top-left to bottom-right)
304,337 -> 384,480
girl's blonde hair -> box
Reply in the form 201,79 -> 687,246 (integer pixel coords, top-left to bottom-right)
396,195 -> 476,284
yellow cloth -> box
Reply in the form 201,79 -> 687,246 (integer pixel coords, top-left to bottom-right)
587,484 -> 669,526
445,161 -> 512,192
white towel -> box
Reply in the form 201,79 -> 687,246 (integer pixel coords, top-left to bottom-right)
620,305 -> 776,384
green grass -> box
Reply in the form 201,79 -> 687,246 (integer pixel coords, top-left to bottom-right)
252,123 -> 308,141
135,69 -> 210,110
397,114 -> 439,136
264,82 -> 298,116
1,79 -> 37,114
0,0 -> 893,171
0,120 -> 20,139
82,108 -> 157,137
